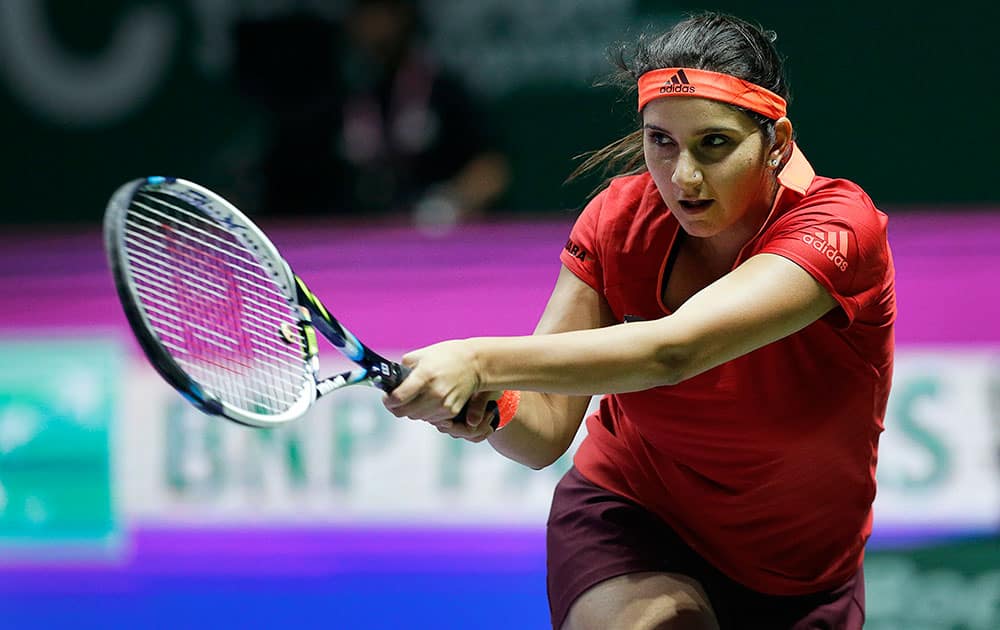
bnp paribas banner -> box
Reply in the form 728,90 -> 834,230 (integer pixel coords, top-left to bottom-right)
0,339 -> 120,553
108,347 -> 1000,530
1,339 -> 997,530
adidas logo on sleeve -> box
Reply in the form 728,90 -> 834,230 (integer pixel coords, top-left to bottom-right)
801,228 -> 850,271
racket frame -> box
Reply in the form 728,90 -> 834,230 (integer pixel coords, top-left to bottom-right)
106,176 -> 496,430
106,177 -> 317,427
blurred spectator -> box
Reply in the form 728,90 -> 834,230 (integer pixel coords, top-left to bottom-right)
234,12 -> 341,217
235,0 -> 509,227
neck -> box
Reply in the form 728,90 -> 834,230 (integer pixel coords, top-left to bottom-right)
688,232 -> 745,272
694,178 -> 780,268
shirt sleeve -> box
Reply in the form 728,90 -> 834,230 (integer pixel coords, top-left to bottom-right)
560,190 -> 606,294
757,191 -> 890,327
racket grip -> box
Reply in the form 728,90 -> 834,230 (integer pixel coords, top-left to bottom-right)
397,365 -> 412,383
394,364 -> 498,430
375,363 -> 410,392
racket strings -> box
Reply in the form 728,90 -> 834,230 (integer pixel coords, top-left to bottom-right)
127,206 -> 301,411
123,191 -> 310,415
126,225 -> 295,409
133,193 -> 303,409
124,233 -> 297,327
124,228 -> 294,347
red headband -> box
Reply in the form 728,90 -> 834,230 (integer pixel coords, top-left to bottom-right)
637,68 -> 787,119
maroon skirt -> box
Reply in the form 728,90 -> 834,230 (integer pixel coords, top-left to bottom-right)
546,467 -> 865,629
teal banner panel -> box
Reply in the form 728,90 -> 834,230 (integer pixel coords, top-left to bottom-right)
0,339 -> 120,553
866,536 -> 1000,630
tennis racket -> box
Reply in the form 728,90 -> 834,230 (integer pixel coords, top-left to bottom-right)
104,176 -> 498,429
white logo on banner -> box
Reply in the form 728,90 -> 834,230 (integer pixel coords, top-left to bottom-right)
0,0 -> 680,125
0,0 -> 175,125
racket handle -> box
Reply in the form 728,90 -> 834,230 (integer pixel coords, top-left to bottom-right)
395,365 -> 499,430
397,365 -> 412,383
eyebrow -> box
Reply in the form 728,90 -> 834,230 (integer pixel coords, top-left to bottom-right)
643,123 -> 742,134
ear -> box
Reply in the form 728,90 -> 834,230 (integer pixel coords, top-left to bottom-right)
769,117 -> 794,164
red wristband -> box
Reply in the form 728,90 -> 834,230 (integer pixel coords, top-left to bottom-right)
495,390 -> 521,429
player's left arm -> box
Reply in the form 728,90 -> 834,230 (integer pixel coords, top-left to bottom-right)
646,252 -> 837,382
466,253 -> 837,394
388,253 -> 837,406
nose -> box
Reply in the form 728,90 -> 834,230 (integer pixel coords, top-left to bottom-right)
670,151 -> 703,193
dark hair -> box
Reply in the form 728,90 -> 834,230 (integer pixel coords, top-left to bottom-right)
571,12 -> 791,186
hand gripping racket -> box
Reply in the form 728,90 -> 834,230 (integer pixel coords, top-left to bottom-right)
104,176 -> 498,429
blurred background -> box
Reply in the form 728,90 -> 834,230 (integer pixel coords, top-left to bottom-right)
1,1 -> 998,628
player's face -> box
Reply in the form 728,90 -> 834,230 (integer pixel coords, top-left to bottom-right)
642,97 -> 775,239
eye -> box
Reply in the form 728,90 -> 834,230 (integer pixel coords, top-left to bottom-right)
646,130 -> 674,147
702,134 -> 729,148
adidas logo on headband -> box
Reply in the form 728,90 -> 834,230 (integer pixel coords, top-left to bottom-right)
639,68 -> 787,119
659,69 -> 696,94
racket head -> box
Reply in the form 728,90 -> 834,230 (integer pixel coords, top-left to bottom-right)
104,177 -> 316,427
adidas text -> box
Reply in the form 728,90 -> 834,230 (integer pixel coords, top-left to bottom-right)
802,233 -> 849,271
659,84 -> 696,94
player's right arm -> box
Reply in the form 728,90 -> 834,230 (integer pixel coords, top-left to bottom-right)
477,265 -> 614,469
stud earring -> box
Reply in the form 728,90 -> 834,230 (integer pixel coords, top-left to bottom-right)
769,159 -> 780,167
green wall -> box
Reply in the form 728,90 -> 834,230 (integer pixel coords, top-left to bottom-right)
0,2 -> 992,225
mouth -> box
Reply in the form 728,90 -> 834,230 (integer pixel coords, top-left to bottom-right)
677,199 -> 714,214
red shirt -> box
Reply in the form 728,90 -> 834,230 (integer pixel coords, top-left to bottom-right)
559,145 -> 895,595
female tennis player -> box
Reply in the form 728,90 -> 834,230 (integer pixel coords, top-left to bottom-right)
385,12 -> 894,629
